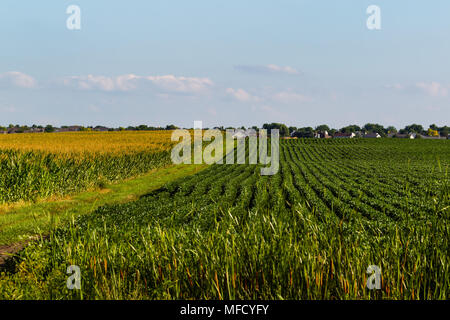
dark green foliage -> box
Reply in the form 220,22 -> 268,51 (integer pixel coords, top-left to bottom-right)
0,150 -> 171,203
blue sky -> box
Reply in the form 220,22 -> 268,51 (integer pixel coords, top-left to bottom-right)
1,0 -> 449,129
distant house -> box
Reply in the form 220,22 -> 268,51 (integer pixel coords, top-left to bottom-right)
62,126 -> 81,132
418,134 -> 446,140
363,132 -> 381,138
314,131 -> 330,139
24,128 -> 44,133
230,129 -> 262,139
392,133 -> 415,139
232,130 -> 247,139
7,127 -> 20,134
245,129 -> 258,137
0,130 -> 7,135
94,126 -> 109,132
58,126 -> 82,132
333,132 -> 356,138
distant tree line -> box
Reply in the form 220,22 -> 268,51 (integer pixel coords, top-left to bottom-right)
259,123 -> 449,138
0,124 -> 181,133
1,123 -> 449,138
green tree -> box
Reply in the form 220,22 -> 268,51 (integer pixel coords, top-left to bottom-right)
429,124 -> 438,131
386,126 -> 397,134
292,127 -> 314,138
340,125 -> 361,133
363,123 -> 386,136
401,124 -> 424,134
439,126 -> 449,137
44,125 -> 55,133
315,124 -> 330,132
262,123 -> 289,137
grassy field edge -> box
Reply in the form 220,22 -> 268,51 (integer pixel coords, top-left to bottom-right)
0,164 -> 206,247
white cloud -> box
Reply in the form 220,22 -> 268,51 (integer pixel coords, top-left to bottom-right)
234,64 -> 300,75
0,71 -> 37,88
143,75 -> 213,93
226,88 -> 261,102
226,88 -> 313,105
63,75 -> 116,91
266,64 -> 300,75
61,74 -> 214,94
387,82 -> 449,97
415,82 -> 448,97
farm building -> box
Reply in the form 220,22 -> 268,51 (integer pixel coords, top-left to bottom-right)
363,132 -> 381,138
232,130 -> 247,139
391,133 -> 416,139
24,128 -> 44,133
231,129 -> 258,139
58,126 -> 82,132
7,127 -> 21,134
333,132 -> 356,138
418,134 -> 447,140
94,126 -> 110,132
314,131 -> 330,139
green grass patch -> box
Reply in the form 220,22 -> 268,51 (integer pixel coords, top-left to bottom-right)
0,164 -> 206,246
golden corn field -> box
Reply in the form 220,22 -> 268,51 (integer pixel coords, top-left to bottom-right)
0,131 -> 175,203
0,131 -> 174,155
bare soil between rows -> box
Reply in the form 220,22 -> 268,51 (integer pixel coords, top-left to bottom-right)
0,236 -> 44,268
0,242 -> 27,266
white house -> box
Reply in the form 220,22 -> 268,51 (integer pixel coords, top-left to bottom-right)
363,132 -> 381,138
232,130 -> 247,139
333,132 -> 356,138
232,129 -> 258,139
314,131 -> 330,139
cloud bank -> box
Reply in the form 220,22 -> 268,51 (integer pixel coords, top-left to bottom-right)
226,87 -> 312,105
387,81 -> 449,97
61,74 -> 214,94
225,88 -> 261,102
0,71 -> 37,88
